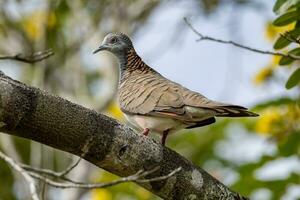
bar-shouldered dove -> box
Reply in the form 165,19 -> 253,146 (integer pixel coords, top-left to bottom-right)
93,32 -> 258,146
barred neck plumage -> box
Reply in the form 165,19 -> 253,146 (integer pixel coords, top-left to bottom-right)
118,48 -> 155,83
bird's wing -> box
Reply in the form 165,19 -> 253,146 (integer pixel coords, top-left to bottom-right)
119,73 -> 212,121
119,73 -> 187,118
119,72 -> 258,121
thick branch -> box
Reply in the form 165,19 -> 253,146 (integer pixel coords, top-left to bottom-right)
184,18 -> 300,60
0,72 -> 247,200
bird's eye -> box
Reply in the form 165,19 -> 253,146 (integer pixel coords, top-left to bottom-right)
110,37 -> 118,44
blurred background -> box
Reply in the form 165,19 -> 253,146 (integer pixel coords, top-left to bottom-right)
0,0 -> 299,200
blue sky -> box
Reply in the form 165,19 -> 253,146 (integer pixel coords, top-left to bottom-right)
132,1 -> 291,108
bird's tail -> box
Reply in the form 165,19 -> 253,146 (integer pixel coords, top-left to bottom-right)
211,105 -> 259,117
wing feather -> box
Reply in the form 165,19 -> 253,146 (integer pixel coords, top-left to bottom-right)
119,68 -> 258,121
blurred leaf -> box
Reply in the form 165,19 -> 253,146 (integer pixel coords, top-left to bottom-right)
279,47 -> 300,65
273,0 -> 288,14
273,10 -> 300,26
273,0 -> 300,14
253,97 -> 295,110
273,28 -> 300,49
285,68 -> 300,89
278,131 -> 300,156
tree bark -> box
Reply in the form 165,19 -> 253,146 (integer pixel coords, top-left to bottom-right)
0,71 -> 247,200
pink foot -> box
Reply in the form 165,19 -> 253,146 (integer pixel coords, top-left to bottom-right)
142,128 -> 150,136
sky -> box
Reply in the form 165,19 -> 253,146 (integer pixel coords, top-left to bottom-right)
132,0 -> 292,108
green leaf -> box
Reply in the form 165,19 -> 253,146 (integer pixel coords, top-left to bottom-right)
273,0 -> 288,13
279,47 -> 300,65
274,0 -> 300,14
286,68 -> 300,89
273,10 -> 300,26
274,28 -> 300,49
274,36 -> 292,49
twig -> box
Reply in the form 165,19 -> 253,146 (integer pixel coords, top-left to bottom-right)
2,149 -> 181,192
58,157 -> 82,177
0,49 -> 54,63
20,163 -> 84,184
0,150 -> 40,200
136,167 -> 181,183
183,17 -> 300,60
57,136 -> 94,177
29,167 -> 182,189
21,137 -> 94,184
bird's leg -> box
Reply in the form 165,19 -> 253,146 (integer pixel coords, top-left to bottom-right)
161,130 -> 170,146
142,128 -> 150,136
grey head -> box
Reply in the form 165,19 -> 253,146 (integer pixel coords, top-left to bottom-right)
93,32 -> 133,59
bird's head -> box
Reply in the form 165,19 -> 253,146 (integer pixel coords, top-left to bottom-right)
93,32 -> 133,57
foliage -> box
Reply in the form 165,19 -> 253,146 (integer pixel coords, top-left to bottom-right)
273,0 -> 300,89
246,0 -> 300,199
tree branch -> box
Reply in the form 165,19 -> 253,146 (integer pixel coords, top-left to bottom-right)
0,49 -> 54,63
28,166 -> 181,189
0,71 -> 248,200
0,149 -> 181,200
0,150 -> 40,200
184,18 -> 300,60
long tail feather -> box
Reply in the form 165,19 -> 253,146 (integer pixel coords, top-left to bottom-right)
186,117 -> 216,129
212,105 -> 259,117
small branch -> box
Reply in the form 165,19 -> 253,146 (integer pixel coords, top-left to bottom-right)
28,166 -> 181,189
58,157 -> 82,177
2,148 -> 180,193
21,164 -> 83,184
57,135 -> 94,177
0,49 -> 54,63
0,150 -> 40,200
21,137 -> 94,184
136,167 -> 181,183
184,17 -> 300,60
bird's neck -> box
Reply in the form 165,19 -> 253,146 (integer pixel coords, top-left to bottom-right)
118,48 -> 151,82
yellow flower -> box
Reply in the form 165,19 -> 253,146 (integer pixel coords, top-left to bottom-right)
253,66 -> 273,85
23,15 -> 41,41
265,22 -> 278,41
265,22 -> 295,41
106,102 -> 124,120
255,108 -> 281,135
91,189 -> 112,200
271,55 -> 281,66
22,11 -> 56,41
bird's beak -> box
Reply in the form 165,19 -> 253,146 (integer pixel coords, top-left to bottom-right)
93,45 -> 108,54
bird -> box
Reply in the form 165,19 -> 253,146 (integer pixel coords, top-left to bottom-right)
93,32 -> 259,146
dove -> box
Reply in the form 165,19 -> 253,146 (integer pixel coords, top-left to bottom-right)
93,32 -> 258,146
